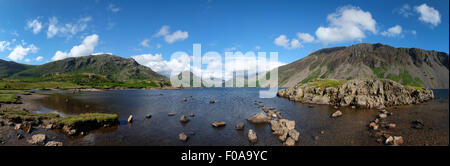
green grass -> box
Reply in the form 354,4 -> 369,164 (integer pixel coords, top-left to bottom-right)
386,70 -> 425,87
404,85 -> 424,91
0,90 -> 32,95
300,69 -> 322,84
56,113 -> 119,127
371,67 -> 386,78
307,79 -> 347,89
0,109 -> 60,122
0,94 -> 21,104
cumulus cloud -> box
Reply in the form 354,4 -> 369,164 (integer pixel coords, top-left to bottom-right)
297,33 -> 315,43
35,56 -> 43,61
315,6 -> 377,44
26,18 -> 43,34
415,4 -> 441,27
154,25 -> 188,44
133,52 -> 285,82
8,44 -> 38,61
108,4 -> 120,13
381,25 -> 403,37
47,16 -> 92,38
51,34 -> 99,61
274,35 -> 302,49
140,39 -> 150,47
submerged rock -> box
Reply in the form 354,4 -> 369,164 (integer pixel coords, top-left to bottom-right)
127,115 -> 133,123
235,122 -> 245,130
180,115 -> 190,123
277,79 -> 434,108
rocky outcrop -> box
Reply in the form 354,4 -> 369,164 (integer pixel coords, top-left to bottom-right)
277,79 -> 434,108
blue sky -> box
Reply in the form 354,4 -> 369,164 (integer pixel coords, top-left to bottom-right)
0,0 -> 448,77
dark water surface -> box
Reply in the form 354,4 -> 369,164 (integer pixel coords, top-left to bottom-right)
32,88 -> 449,146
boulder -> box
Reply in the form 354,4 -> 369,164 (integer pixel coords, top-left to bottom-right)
235,122 -> 244,130
209,100 -> 216,104
168,113 -> 175,116
189,113 -> 195,117
284,137 -> 295,146
393,136 -> 404,145
288,129 -> 300,142
178,132 -> 188,142
388,123 -> 396,129
248,129 -> 257,143
180,115 -> 190,123
378,113 -> 387,119
45,141 -> 63,146
247,113 -> 271,124
14,123 -> 22,130
28,134 -> 46,145
331,111 -> 342,118
145,114 -> 152,119
211,121 -> 226,128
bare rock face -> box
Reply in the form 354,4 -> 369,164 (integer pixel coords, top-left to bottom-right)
278,79 -> 434,108
247,113 -> 271,124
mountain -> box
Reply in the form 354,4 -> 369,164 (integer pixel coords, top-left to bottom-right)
0,59 -> 33,78
263,43 -> 449,89
11,54 -> 166,81
170,71 -> 217,87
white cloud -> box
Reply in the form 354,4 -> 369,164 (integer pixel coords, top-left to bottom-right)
8,44 -> 38,61
47,16 -> 92,38
315,6 -> 377,44
140,39 -> 150,47
415,4 -> 441,27
297,33 -> 315,43
51,34 -> 99,61
397,4 -> 413,18
0,41 -> 10,52
154,25 -> 189,44
274,35 -> 302,49
108,4 -> 120,13
25,58 -> 31,62
26,18 -> 43,34
411,30 -> 417,35
133,52 -> 286,82
255,46 -> 261,50
381,25 -> 403,37
35,56 -> 43,61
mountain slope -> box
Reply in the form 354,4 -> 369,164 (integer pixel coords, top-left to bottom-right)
265,43 -> 449,89
11,54 -> 166,81
0,59 -> 33,78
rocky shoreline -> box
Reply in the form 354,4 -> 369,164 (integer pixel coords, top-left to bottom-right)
277,79 -> 434,109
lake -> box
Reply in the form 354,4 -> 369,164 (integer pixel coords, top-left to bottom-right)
30,88 -> 449,146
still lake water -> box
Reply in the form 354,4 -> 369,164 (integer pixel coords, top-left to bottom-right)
33,88 -> 449,146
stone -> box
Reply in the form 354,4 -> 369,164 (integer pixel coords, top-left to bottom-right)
211,121 -> 226,128
284,137 -> 295,146
369,122 -> 378,130
168,113 -> 175,116
288,129 -> 300,141
127,115 -> 133,123
178,132 -> 188,142
320,131 -> 325,135
385,136 -> 394,145
388,123 -> 396,129
45,141 -> 63,146
17,134 -> 24,139
189,113 -> 195,117
247,113 -> 271,123
248,129 -> 257,143
209,100 -> 216,104
235,122 -> 244,130
378,113 -> 387,119
68,129 -> 77,136
183,98 -> 187,102
393,136 -> 404,145
14,124 -> 22,130
28,134 -> 46,145
45,124 -> 53,130
145,114 -> 152,118
331,110 -> 342,118
180,115 -> 190,123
